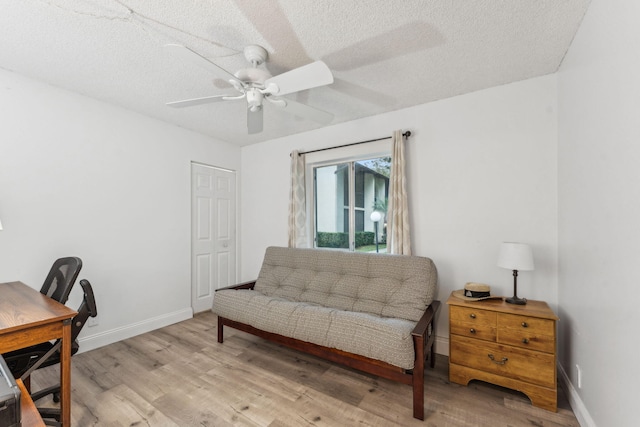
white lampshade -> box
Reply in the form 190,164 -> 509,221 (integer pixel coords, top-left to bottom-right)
497,242 -> 534,271
370,211 -> 382,222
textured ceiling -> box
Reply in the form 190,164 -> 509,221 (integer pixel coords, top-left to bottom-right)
0,0 -> 590,146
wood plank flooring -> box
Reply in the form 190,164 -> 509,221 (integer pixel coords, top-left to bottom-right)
32,311 -> 580,426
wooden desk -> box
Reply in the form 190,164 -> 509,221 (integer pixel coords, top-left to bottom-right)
0,281 -> 77,427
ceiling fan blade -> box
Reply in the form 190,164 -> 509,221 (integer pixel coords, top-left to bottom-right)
165,44 -> 246,89
166,95 -> 232,108
271,98 -> 334,124
247,108 -> 263,134
264,61 -> 333,96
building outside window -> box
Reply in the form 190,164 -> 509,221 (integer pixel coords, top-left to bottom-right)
313,156 -> 390,251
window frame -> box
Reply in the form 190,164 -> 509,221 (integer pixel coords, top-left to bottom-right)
305,141 -> 391,251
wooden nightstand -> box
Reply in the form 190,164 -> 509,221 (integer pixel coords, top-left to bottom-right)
447,293 -> 559,411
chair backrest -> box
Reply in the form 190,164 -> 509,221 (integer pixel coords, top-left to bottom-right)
40,257 -> 82,304
71,279 -> 98,342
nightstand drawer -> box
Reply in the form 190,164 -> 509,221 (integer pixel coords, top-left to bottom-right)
450,306 -> 496,326
450,335 -> 556,388
497,313 -> 555,352
498,313 -> 555,335
497,328 -> 555,353
450,322 -> 496,341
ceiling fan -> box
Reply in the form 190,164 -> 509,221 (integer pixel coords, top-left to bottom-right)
165,44 -> 334,134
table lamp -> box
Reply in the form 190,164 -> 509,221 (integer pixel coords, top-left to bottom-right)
497,242 -> 534,305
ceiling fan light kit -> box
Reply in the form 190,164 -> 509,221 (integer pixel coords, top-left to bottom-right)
166,43 -> 334,134
246,89 -> 263,112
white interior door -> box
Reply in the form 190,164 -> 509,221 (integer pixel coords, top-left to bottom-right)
191,163 -> 237,313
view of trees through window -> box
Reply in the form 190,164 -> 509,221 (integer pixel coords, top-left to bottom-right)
314,156 -> 391,252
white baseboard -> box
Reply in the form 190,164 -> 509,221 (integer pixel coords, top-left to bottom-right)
80,318 -> 447,358
558,363 -> 596,427
435,334 -> 449,356
77,307 -> 193,353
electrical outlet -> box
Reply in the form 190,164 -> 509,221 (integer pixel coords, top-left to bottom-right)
87,316 -> 99,327
576,364 -> 582,389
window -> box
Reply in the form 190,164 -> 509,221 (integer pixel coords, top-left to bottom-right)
312,156 -> 390,251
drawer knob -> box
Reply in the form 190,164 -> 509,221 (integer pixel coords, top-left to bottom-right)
521,322 -> 528,328
469,328 -> 476,334
522,338 -> 529,344
488,354 -> 508,365
469,313 -> 476,319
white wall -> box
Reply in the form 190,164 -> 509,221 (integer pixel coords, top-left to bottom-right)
558,1 -> 640,426
0,69 -> 240,351
241,74 -> 559,349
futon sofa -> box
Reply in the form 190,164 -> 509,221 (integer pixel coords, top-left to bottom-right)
212,246 -> 441,420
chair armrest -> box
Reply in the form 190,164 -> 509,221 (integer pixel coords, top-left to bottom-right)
411,300 -> 441,338
215,280 -> 257,292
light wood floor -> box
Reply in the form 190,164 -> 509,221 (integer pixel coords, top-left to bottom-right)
32,311 -> 580,426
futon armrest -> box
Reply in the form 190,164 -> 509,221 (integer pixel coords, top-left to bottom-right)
411,300 -> 441,338
215,280 -> 256,292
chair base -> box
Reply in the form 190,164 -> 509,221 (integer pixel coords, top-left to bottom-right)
31,385 -> 62,426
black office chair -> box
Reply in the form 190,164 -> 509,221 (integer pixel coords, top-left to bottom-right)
40,256 -> 83,305
10,279 -> 97,426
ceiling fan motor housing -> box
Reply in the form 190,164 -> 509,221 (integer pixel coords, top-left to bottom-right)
234,67 -> 271,85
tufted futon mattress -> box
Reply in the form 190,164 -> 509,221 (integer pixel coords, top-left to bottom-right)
212,246 -> 437,369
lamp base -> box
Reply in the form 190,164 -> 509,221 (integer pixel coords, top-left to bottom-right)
506,296 -> 527,305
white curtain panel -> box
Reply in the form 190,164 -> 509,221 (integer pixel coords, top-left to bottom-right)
288,150 -> 308,248
387,130 -> 412,255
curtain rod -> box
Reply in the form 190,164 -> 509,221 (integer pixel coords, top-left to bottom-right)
296,131 -> 411,156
